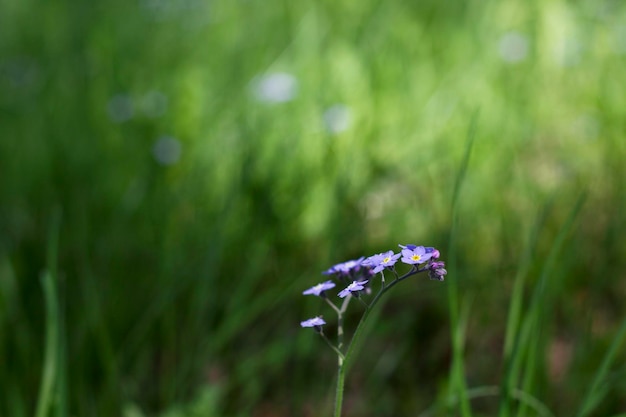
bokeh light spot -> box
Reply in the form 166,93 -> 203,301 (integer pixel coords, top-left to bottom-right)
498,32 -> 529,63
323,104 -> 352,134
152,136 -> 182,165
251,72 -> 298,103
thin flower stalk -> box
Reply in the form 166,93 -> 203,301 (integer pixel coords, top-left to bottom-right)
299,244 -> 446,417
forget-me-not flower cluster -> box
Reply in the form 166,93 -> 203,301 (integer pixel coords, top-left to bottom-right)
300,244 -> 447,329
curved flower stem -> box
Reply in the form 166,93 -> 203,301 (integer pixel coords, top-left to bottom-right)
320,333 -> 345,360
390,267 -> 400,280
324,297 -> 341,315
332,291 -> 382,417
333,266 -> 428,417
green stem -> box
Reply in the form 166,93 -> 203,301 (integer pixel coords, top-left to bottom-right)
332,294 -> 352,416
332,274 -> 406,416
36,272 -> 59,417
344,269 -> 418,363
36,208 -> 62,417
321,332 -> 345,360
337,295 -> 352,356
334,364 -> 346,417
324,297 -> 341,315
331,267 -> 428,416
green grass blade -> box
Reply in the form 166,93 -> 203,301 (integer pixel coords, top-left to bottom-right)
450,110 -> 479,211
575,315 -> 626,417
511,388 -> 556,417
498,200 -> 551,417
35,271 -> 59,417
55,279 -> 68,417
500,194 -> 585,417
502,200 -> 552,362
420,386 -> 555,417
517,323 -> 541,417
447,111 -> 479,417
517,193 -> 585,391
35,209 -> 63,417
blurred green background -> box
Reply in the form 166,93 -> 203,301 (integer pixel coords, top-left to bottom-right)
1,0 -> 626,416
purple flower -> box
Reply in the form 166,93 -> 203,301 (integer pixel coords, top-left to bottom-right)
323,257 -> 365,276
300,316 -> 326,330
425,247 -> 440,259
429,261 -> 445,269
363,251 -> 401,274
400,245 -> 433,265
338,280 -> 368,298
400,244 -> 440,258
428,261 -> 447,281
302,280 -> 336,297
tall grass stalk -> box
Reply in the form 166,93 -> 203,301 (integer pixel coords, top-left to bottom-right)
498,200 -> 551,417
35,271 -> 58,417
446,112 -> 478,416
35,209 -> 66,417
499,194 -> 585,417
575,315 -> 626,417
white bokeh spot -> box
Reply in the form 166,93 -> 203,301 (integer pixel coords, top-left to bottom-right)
152,136 -> 182,166
498,32 -> 529,63
251,72 -> 298,103
323,104 -> 352,134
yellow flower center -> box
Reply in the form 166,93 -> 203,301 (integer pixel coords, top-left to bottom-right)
411,254 -> 421,262
383,256 -> 391,263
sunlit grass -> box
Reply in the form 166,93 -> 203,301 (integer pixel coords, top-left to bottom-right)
1,0 -> 626,415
